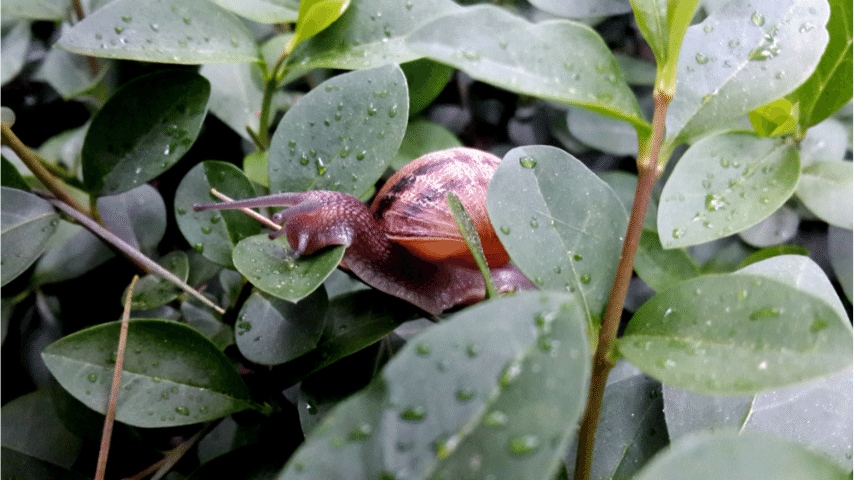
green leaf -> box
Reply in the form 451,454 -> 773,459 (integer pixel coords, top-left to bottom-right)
82,70 -> 210,196
232,234 -> 345,303
400,58 -> 455,116
749,98 -> 798,137
739,245 -> 809,268
33,48 -> 109,100
124,251 -> 189,310
1,0 -> 68,20
97,184 -> 167,252
209,0 -> 299,23
1,390 -> 83,468
635,431 -> 849,479
243,150 -> 269,187
391,119 -> 461,170
408,5 -> 649,135
630,0 -> 669,69
41,319 -> 254,428
235,289 -> 328,365
1,20 -> 31,86
788,0 -> 853,129
800,118 -> 849,166
828,226 -> 852,303
1,187 -> 59,286
795,160 -> 853,229
567,106 -> 639,156
487,146 -> 628,321
278,291 -> 591,479
635,230 -> 701,292
268,64 -> 408,197
738,205 -> 799,247
619,266 -> 852,394
657,133 -> 800,249
446,192 -> 497,299
32,220 -> 114,285
56,0 -> 258,64
614,53 -> 658,86
276,289 -> 416,386
199,63 -> 263,141
0,447 -> 90,480
286,0 -> 461,70
175,161 -> 262,268
1,156 -> 30,191
531,0 -> 633,18
288,0 -> 351,54
665,0 -> 831,143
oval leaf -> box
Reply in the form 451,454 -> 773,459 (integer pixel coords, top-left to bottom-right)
209,0 -> 299,24
619,270 -> 853,394
125,251 -> 189,310
665,0 -> 831,143
175,161 -> 262,268
236,289 -> 328,365
487,146 -> 628,321
82,70 -> 210,196
41,319 -> 254,427
530,0 -> 633,18
635,431 -> 849,479
233,234 -> 345,302
1,187 -> 59,286
268,64 -> 408,197
290,0 -> 350,52
795,160 -> 853,229
286,0 -> 461,70
658,132 -> 800,249
407,5 -> 649,135
55,0 -> 258,64
277,291 -> 591,479
32,220 -> 115,285
97,184 -> 167,252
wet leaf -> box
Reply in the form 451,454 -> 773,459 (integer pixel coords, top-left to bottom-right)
277,291 -> 591,480
567,106 -> 639,157
408,5 -> 649,135
666,0 -> 831,143
175,161 -> 262,268
41,319 -> 255,428
286,0 -> 461,70
81,70 -> 210,196
1,390 -> 83,468
657,132 -> 800,249
289,0 -> 351,53
1,187 -> 59,286
1,20 -> 31,86
209,0 -> 299,24
232,234 -> 344,303
788,0 -> 853,129
635,431 -> 849,479
33,47 -> 109,100
391,118 -> 461,170
268,64 -> 408,198
531,0 -> 632,18
620,259 -> 852,394
488,146 -> 628,322
97,184 -> 167,252
56,0 -> 258,64
200,62 -> 264,141
124,251 -> 189,310
235,290 -> 328,365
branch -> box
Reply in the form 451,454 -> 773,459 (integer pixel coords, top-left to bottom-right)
574,89 -> 671,480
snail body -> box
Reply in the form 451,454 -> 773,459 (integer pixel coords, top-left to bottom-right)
194,147 -> 533,314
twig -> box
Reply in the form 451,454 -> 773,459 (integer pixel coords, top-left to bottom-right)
209,188 -> 283,231
95,275 -> 137,480
46,197 -> 226,314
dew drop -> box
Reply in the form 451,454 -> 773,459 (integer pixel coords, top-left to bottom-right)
672,228 -> 684,239
348,423 -> 372,441
749,307 -> 781,320
88,374 -> 98,382
530,218 -> 539,228
695,53 -> 709,64
455,388 -> 476,402
751,12 -> 765,26
508,435 -> 540,455
728,39 -> 740,47
401,406 -> 426,422
416,344 -> 430,356
703,24 -> 713,33
485,410 -> 508,427
519,156 -> 537,168
705,193 -> 726,211
500,225 -> 510,234
580,273 -> 592,284
175,406 -> 190,416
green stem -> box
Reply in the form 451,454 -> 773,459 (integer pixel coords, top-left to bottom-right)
574,89 -> 671,480
256,48 -> 293,149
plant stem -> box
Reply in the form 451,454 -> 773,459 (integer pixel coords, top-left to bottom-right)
574,89 -> 671,480
1,122 -> 89,216
94,275 -> 137,480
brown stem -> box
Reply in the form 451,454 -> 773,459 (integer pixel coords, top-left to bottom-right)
574,89 -> 671,480
1,122 -> 89,215
95,275 -> 137,480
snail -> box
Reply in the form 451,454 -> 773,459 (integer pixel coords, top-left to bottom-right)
193,147 -> 534,314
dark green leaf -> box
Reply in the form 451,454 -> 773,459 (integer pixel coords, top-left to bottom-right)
97,184 -> 167,252
175,161 -> 262,268
32,220 -> 115,285
41,319 -> 254,427
658,133 -> 800,249
487,146 -> 628,322
268,64 -> 408,197
408,5 -> 649,135
1,156 -> 30,191
56,0 -> 258,64
236,289 -> 328,365
400,58 -> 455,116
1,187 -> 59,286
125,251 -> 189,310
620,259 -> 852,394
82,70 -> 210,196
666,0 -> 831,143
286,0 -> 461,70
635,230 -> 701,292
232,234 -> 344,303
446,191 -> 497,298
739,245 -> 809,268
788,0 -> 853,129
0,447 -> 90,480
635,431 -> 849,479
1,390 -> 83,469
278,291 -> 591,480
391,119 -> 461,170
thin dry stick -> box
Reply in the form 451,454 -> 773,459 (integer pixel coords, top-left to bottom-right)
95,275 -> 138,480
209,188 -> 283,230
46,197 -> 226,314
